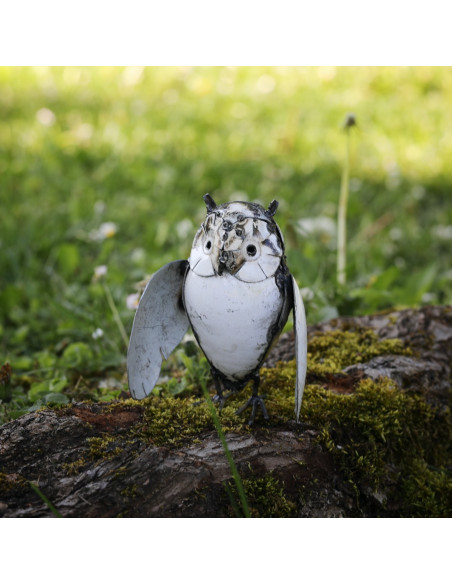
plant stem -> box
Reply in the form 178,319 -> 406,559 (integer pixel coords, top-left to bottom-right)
102,281 -> 129,349
201,381 -> 251,518
337,114 -> 355,286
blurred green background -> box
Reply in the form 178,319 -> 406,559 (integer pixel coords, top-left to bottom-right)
1,66 -> 451,421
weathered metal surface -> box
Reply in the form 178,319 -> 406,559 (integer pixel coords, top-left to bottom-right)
189,201 -> 284,282
292,275 -> 307,421
127,260 -> 189,399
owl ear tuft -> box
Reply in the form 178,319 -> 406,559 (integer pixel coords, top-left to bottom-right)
203,193 -> 217,213
266,200 -> 279,217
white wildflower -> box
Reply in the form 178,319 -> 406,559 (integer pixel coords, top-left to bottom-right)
92,328 -> 104,339
421,293 -> 436,304
93,265 -> 108,280
99,222 -> 117,238
300,287 -> 315,301
432,225 -> 452,241
389,228 -> 403,241
297,217 -> 336,238
99,377 -> 122,390
36,108 -> 56,126
126,293 -> 140,310
90,222 -> 118,241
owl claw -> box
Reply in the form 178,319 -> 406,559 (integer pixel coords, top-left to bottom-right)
212,390 -> 235,411
235,395 -> 269,425
212,393 -> 226,411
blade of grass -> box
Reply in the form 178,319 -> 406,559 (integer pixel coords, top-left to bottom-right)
200,380 -> 251,518
102,281 -> 129,350
29,481 -> 63,517
223,480 -> 243,518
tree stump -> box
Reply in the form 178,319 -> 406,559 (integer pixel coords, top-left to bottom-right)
1,306 -> 451,517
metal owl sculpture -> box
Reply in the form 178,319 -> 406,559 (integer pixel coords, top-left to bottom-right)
127,194 -> 307,424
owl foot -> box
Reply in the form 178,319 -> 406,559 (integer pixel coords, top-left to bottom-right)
212,391 -> 234,411
235,395 -> 269,425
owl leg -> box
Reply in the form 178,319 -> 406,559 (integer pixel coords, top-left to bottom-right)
210,368 -> 228,411
235,373 -> 269,425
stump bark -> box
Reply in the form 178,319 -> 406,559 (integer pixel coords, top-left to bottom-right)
1,305 -> 451,518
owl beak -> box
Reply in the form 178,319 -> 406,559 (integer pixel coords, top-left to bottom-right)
215,248 -> 246,276
210,220 -> 247,275
217,250 -> 233,275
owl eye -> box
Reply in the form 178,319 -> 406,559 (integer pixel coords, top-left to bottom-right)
203,236 -> 214,255
243,240 -> 260,261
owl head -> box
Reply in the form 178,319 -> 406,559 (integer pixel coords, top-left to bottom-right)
188,194 -> 285,282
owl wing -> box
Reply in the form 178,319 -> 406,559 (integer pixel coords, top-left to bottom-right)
292,276 -> 308,422
127,260 -> 189,399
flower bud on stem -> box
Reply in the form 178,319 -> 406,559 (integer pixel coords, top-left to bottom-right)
337,113 -> 356,286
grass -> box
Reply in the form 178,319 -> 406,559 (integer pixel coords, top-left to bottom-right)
1,66 -> 452,422
201,380 -> 251,518
29,481 -> 63,518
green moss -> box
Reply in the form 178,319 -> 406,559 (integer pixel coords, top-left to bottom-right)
127,395 -> 250,446
401,460 -> 452,517
259,362 -> 298,420
86,435 -> 123,460
120,484 -> 139,499
307,328 -> 412,375
60,435 -> 124,475
304,378 -> 449,478
0,471 -> 28,495
225,475 -> 296,518
61,458 -> 86,476
103,398 -> 141,411
250,321 -> 451,517
260,360 -> 452,516
47,403 -> 73,413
